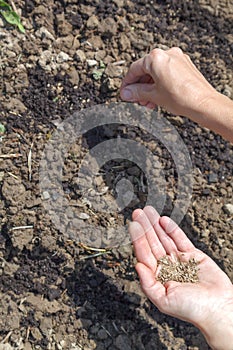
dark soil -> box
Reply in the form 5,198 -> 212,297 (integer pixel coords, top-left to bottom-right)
0,0 -> 232,349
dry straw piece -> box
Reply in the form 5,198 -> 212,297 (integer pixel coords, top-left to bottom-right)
157,256 -> 199,284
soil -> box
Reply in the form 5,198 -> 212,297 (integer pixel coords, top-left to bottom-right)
0,0 -> 233,349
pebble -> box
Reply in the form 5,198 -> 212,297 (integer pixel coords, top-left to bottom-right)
30,327 -> 42,341
86,15 -> 99,29
56,51 -> 71,63
0,345 -> 14,350
115,334 -> 132,350
40,317 -> 53,336
76,49 -> 86,62
208,173 -> 218,183
97,328 -> 109,340
223,203 -> 233,215
2,97 -> 27,113
87,59 -> 98,67
35,26 -> 55,41
223,84 -> 232,98
42,191 -> 50,200
0,171 -> 4,182
105,64 -> 123,78
77,212 -> 90,220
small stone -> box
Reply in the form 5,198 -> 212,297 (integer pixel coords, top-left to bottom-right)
105,64 -> 123,78
202,188 -> 210,196
86,15 -> 99,29
56,51 -> 71,63
30,327 -> 42,341
24,342 -> 33,350
223,84 -> 232,98
97,328 -> 108,340
118,33 -> 131,51
67,66 -> 80,85
0,171 -> 4,181
40,317 -> 53,336
208,173 -> 218,183
0,344 -> 14,350
115,334 -> 132,350
99,17 -> 118,37
3,262 -> 19,276
47,288 -> 60,301
55,13 -> 73,36
171,116 -> 185,126
35,26 -> 55,41
95,50 -> 106,61
24,341 -> 32,350
2,97 -> 27,113
77,212 -> 90,220
76,50 -> 86,62
223,203 -> 233,215
42,191 -> 50,200
87,59 -> 98,67
201,229 -> 210,238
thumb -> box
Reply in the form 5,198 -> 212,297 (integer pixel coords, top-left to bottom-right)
120,83 -> 156,103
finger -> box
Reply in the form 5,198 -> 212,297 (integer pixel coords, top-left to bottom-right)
167,47 -> 183,56
132,208 -> 166,259
138,74 -> 154,84
120,55 -> 149,90
159,216 -> 195,252
146,102 -> 157,109
139,100 -> 149,106
143,206 -> 177,255
120,82 -> 156,103
129,221 -> 157,272
136,262 -> 166,306
121,48 -> 167,90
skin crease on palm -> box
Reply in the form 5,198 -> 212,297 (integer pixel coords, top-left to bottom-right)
129,207 -> 233,350
120,47 -> 233,143
120,47 -> 233,349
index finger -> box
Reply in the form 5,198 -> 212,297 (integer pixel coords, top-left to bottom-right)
120,55 -> 149,90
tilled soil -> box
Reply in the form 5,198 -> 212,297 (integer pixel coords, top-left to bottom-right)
0,0 -> 232,349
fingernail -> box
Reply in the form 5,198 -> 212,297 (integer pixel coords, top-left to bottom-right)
129,221 -> 145,242
121,88 -> 133,101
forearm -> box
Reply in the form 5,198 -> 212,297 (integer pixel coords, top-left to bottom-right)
196,302 -> 233,350
188,92 -> 233,143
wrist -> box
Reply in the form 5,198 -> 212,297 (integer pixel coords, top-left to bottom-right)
196,294 -> 233,350
191,91 -> 233,142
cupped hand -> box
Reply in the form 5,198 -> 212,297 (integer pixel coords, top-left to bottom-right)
129,206 -> 233,333
120,47 -> 217,117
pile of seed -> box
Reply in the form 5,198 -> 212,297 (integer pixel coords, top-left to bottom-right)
157,256 -> 199,284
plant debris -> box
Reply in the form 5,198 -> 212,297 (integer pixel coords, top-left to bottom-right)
157,256 -> 199,284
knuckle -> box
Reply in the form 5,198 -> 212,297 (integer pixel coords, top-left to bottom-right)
150,48 -> 165,60
169,47 -> 183,55
144,48 -> 167,74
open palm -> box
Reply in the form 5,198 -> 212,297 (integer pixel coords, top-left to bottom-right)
129,206 -> 233,328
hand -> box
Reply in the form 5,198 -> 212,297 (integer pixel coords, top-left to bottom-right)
120,47 -> 233,142
120,47 -> 217,115
129,206 -> 233,350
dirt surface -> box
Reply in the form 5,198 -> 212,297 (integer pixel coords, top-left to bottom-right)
0,0 -> 233,349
